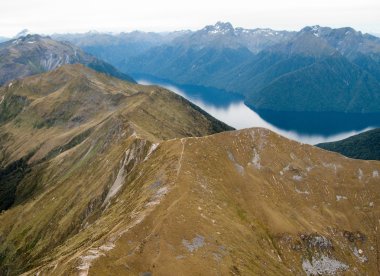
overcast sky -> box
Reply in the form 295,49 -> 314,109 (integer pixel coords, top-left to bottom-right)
0,0 -> 379,37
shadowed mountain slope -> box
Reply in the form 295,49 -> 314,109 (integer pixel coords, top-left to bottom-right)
317,128 -> 380,160
0,35 -> 135,86
0,63 -> 232,210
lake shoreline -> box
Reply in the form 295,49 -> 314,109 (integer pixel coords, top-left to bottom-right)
135,74 -> 380,144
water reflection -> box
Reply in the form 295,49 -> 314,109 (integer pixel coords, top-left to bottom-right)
137,77 -> 379,144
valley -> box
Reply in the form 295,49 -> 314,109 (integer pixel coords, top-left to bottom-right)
56,22 -> 380,141
137,75 -> 378,144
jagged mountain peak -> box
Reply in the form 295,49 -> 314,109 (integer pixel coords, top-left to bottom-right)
300,25 -> 330,38
8,33 -> 46,45
214,21 -> 234,30
300,25 -> 365,39
301,25 -> 322,32
203,21 -> 235,34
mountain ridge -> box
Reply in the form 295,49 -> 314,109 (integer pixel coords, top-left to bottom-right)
0,34 -> 135,86
2,125 -> 379,275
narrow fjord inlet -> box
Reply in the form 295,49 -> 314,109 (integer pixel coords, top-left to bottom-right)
0,1 -> 380,275
137,76 -> 380,144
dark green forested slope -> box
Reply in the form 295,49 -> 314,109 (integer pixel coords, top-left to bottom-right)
317,128 -> 380,160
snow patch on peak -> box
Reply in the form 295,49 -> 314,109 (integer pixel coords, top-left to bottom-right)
205,22 -> 234,35
302,25 -> 322,37
311,25 -> 321,31
214,21 -> 234,30
235,27 -> 251,34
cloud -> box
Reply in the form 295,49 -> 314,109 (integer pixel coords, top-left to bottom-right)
0,0 -> 379,36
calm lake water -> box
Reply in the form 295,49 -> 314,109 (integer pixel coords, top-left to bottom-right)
137,76 -> 380,144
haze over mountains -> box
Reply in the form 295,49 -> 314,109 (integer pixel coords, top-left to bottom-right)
54,22 -> 380,113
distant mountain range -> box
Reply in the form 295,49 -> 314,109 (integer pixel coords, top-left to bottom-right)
52,30 -> 189,69
317,128 -> 380,160
55,22 -> 380,113
0,34 -> 135,86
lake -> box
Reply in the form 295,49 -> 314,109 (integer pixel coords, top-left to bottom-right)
136,76 -> 380,144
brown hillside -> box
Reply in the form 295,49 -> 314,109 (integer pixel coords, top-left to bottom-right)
0,65 -> 379,276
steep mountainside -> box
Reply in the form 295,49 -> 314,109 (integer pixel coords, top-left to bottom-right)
1,121 -> 379,275
0,63 -> 231,207
0,64 -> 233,275
114,23 -> 380,113
125,45 -> 254,86
0,35 -> 135,86
235,26 -> 380,112
0,65 -> 379,275
243,55 -> 380,112
317,128 -> 380,160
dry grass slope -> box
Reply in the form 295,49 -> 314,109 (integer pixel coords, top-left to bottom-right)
0,64 -> 232,275
0,65 -> 379,276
